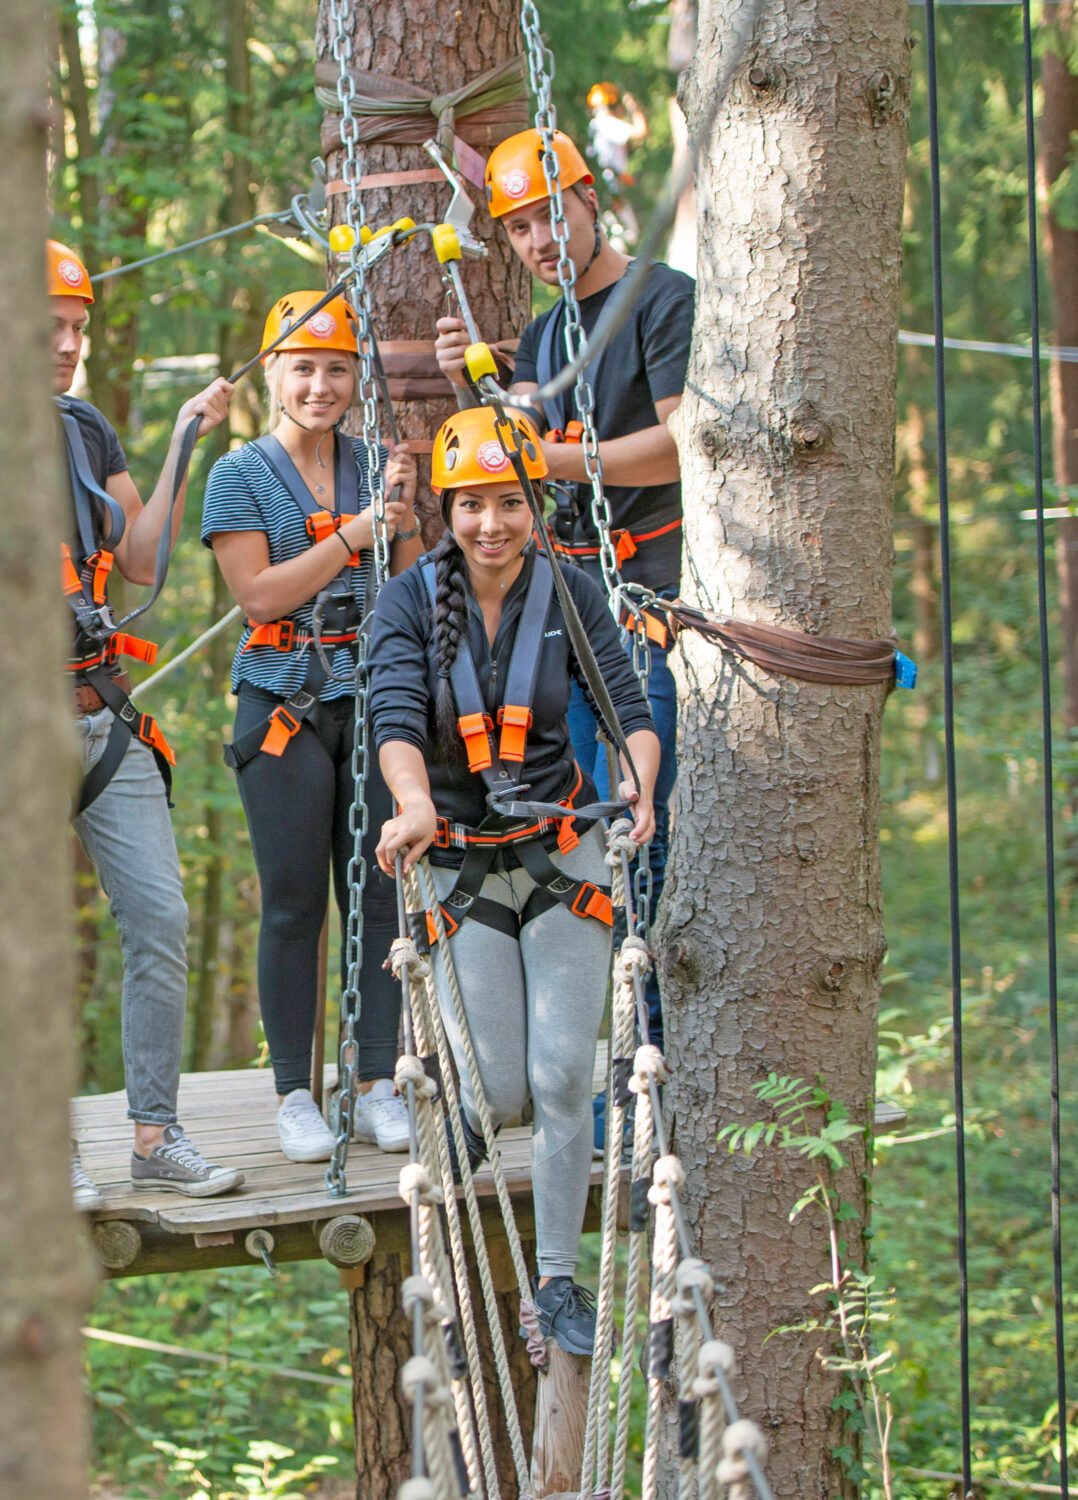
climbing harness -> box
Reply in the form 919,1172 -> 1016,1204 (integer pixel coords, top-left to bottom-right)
222,433 -> 366,772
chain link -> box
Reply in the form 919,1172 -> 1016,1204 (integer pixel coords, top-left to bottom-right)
519,0 -> 650,707
326,0 -> 392,1196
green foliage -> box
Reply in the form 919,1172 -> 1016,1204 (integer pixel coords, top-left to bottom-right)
86,1263 -> 351,1499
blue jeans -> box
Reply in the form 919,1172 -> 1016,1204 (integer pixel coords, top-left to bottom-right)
73,710 -> 189,1124
567,634 -> 677,1051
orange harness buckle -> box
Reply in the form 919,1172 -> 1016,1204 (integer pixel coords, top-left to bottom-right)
60,543 -> 82,596
497,703 -> 533,763
108,632 -> 159,666
457,712 -> 494,773
571,882 -> 613,926
306,510 -> 360,565
426,904 -> 460,945
433,817 -> 452,849
244,619 -> 295,653
261,704 -> 304,757
136,713 -> 176,767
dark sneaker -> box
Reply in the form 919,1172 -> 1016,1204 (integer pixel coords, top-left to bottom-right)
532,1275 -> 597,1357
131,1125 -> 244,1198
446,1112 -> 488,1183
72,1145 -> 104,1212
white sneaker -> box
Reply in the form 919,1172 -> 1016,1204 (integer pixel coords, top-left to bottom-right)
72,1144 -> 104,1212
352,1079 -> 410,1153
277,1088 -> 337,1163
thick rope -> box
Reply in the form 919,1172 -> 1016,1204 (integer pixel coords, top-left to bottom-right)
641,1155 -> 682,1500
417,860 -> 538,1322
609,1046 -> 664,1500
394,954 -> 499,1499
579,834 -> 646,1499
405,865 -> 535,1498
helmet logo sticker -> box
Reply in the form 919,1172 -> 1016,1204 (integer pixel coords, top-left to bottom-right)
500,168 -> 531,200
57,258 -> 84,287
306,311 -> 337,340
476,440 -> 511,475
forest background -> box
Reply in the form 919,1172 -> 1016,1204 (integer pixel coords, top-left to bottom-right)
51,0 -> 1076,1496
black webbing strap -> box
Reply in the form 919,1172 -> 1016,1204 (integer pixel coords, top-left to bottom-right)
223,655 -> 328,772
75,666 -> 174,814
251,432 -> 363,684
114,412 -> 202,631
500,554 -> 553,755
57,401 -> 126,558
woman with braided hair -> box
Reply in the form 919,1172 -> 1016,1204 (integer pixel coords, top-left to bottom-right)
369,406 -> 659,1355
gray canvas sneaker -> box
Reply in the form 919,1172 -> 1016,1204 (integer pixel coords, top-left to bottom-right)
131,1125 -> 244,1197
72,1145 -> 104,1212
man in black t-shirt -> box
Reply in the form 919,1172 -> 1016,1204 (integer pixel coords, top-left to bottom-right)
49,238 -> 242,1206
435,129 -> 693,1122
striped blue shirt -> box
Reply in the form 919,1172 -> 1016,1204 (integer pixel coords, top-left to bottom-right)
201,434 -> 381,701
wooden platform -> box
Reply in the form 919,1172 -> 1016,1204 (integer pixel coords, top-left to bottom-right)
73,1060 -> 608,1279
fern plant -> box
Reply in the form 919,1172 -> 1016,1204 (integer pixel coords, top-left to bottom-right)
720,1074 -> 897,1499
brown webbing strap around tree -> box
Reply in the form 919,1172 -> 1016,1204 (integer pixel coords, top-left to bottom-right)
316,54 -> 529,155
665,602 -> 899,686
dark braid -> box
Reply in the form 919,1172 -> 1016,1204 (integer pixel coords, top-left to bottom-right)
432,526 -> 470,764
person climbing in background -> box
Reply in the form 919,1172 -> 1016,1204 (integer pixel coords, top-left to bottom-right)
202,289 -> 422,1165
434,128 -> 693,1153
52,239 -> 245,1206
585,80 -> 648,247
368,406 -> 659,1355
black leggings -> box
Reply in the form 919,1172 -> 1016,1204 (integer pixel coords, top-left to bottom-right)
233,684 -> 399,1095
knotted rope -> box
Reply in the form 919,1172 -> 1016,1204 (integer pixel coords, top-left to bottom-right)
317,54 -> 529,157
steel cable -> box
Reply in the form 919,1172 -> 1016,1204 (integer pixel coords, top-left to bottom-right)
1019,2 -> 1070,1492
923,0 -> 974,1488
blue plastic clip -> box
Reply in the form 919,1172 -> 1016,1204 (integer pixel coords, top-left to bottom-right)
894,651 -> 918,690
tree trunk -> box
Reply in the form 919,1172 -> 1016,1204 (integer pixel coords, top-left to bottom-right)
661,2 -> 909,1495
349,1245 -> 537,1500
1038,3 -> 1078,858
0,6 -> 94,1494
315,0 -> 531,536
191,0 -> 262,1073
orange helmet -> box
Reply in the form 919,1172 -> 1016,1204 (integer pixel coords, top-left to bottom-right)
431,406 -> 547,495
47,239 -> 94,303
261,290 -> 359,361
484,129 -> 593,219
587,81 -> 620,110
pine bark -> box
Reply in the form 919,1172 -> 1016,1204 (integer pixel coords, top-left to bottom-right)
0,5 -> 94,1495
315,0 -> 531,536
661,2 -> 909,1494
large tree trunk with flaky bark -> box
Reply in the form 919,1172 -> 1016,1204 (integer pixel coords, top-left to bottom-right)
0,6 -> 95,1495
659,1 -> 909,1494
316,0 -> 531,536
1039,3 -> 1078,857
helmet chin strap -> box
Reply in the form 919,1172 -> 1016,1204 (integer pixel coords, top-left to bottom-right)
581,211 -> 603,277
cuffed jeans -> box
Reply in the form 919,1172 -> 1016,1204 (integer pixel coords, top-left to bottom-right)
567,634 -> 677,1050
73,709 -> 188,1124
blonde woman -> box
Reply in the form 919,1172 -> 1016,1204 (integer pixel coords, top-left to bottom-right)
202,291 -> 421,1162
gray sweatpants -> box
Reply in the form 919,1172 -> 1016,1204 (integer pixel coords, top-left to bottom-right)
430,823 -> 611,1278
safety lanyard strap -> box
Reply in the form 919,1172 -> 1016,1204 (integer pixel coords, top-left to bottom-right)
57,402 -> 127,558
114,410 -> 202,632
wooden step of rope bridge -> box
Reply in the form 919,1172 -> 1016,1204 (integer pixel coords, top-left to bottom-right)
73,1051 -> 906,1280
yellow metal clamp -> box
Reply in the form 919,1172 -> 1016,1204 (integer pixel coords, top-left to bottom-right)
431,222 -> 462,263
464,342 -> 499,382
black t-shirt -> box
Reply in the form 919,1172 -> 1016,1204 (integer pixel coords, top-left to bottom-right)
513,261 -> 694,590
59,395 -> 129,548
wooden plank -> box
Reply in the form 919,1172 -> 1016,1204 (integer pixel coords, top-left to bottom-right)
532,1341 -> 590,1497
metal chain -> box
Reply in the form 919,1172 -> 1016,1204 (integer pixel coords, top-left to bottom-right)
326,0 -> 393,1196
519,4 -> 627,616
